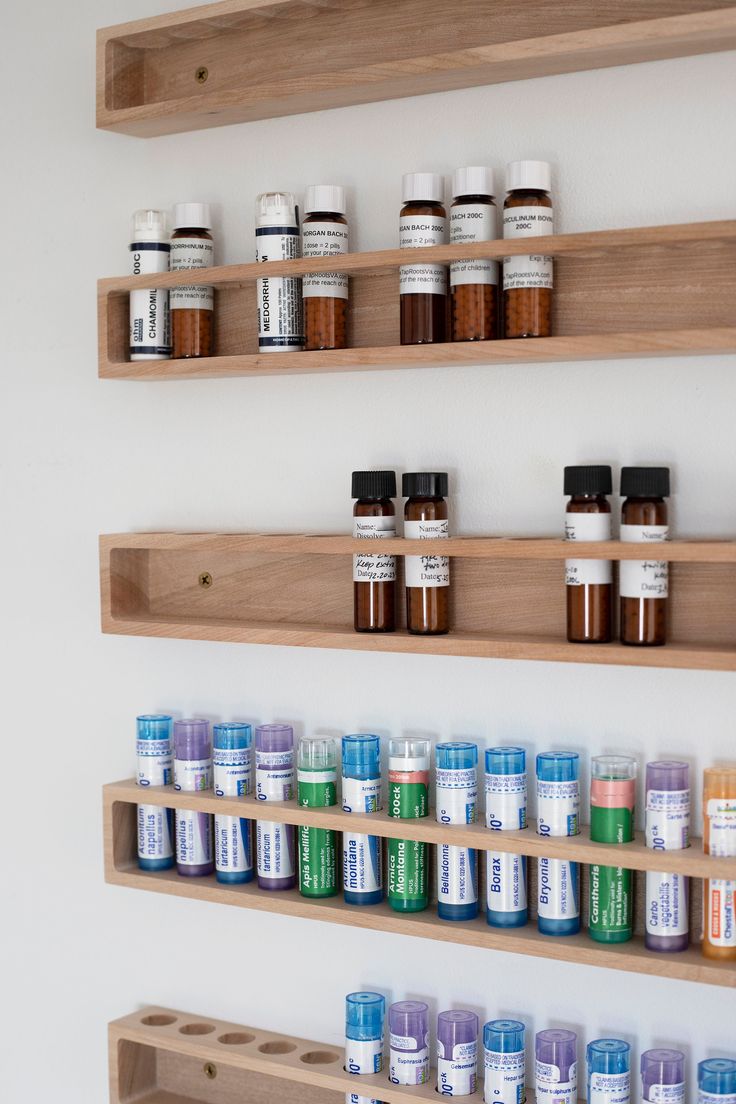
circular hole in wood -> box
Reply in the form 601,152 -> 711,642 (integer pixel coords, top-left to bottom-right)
258,1040 -> 297,1054
300,1050 -> 340,1065
218,1032 -> 255,1046
179,1023 -> 216,1036
141,1014 -> 177,1027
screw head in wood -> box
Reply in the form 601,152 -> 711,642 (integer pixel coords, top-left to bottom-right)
199,572 -> 213,588
196,66 -> 209,84
203,1062 -> 217,1079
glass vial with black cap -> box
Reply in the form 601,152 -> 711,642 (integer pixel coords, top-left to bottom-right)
352,471 -> 397,633
403,472 -> 450,635
564,465 -> 613,644
620,467 -> 670,646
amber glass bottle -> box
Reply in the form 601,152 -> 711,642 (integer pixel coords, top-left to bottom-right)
564,465 -> 613,644
403,472 -> 450,635
399,173 -> 447,345
620,467 -> 670,646
352,471 -> 397,633
450,166 -> 498,342
171,202 -> 214,358
503,161 -> 553,339
303,185 -> 349,351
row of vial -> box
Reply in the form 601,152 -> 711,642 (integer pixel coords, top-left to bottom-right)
128,161 -> 553,362
344,990 -> 735,1101
352,465 -> 671,645
135,716 -> 736,959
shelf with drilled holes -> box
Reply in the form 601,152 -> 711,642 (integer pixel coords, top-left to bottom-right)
98,220 -> 736,379
100,532 -> 736,670
104,783 -> 736,987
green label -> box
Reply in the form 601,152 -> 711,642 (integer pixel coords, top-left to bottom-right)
299,826 -> 338,896
388,781 -> 428,820
298,774 -> 337,810
387,838 -> 427,904
589,864 -> 632,936
590,804 -> 634,844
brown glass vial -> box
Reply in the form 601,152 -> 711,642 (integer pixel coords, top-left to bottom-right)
399,173 -> 447,345
503,161 -> 553,339
403,472 -> 450,635
450,166 -> 498,342
352,470 -> 397,633
620,466 -> 670,646
564,465 -> 613,644
303,185 -> 349,351
171,202 -> 214,359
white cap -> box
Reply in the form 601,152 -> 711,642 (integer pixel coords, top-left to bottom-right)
506,160 -> 551,192
402,172 -> 444,203
256,191 -> 298,228
452,166 -> 494,198
131,208 -> 168,243
173,202 -> 212,229
304,184 -> 346,215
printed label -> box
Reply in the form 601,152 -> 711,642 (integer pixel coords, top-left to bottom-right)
436,766 -> 478,824
390,1043 -> 430,1085
565,512 -> 612,586
130,242 -> 171,357
589,1070 -> 630,1104
174,758 -> 211,793
343,831 -> 382,896
485,772 -> 527,830
214,745 -> 252,798
438,1039 -> 478,1096
303,220 -> 349,298
647,1084 -> 685,1104
450,203 -> 498,287
388,773 -> 429,818
399,215 -> 446,294
137,804 -> 174,862
387,838 -> 427,901
438,844 -> 478,906
503,206 -> 554,291
486,851 -> 527,914
175,809 -> 213,866
299,823 -> 338,893
536,1061 -> 576,1104
645,871 -> 688,936
257,819 -> 295,879
537,857 -> 579,920
484,1047 -> 525,1104
343,776 -> 381,813
619,524 -> 669,598
170,237 -> 214,310
256,750 -> 294,802
404,518 -> 450,588
256,226 -> 303,349
137,738 -> 173,787
215,814 -> 253,873
645,789 -> 689,851
537,779 -> 579,838
345,1037 -> 383,1076
352,515 -> 397,583
707,798 -> 736,855
699,1092 -> 736,1104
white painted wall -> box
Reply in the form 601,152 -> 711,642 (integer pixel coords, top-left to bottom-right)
3,2 -> 736,1099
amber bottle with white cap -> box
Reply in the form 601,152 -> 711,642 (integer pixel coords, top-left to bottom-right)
399,172 -> 447,345
302,184 -> 349,351
170,202 -> 215,359
450,166 -> 498,342
503,161 -> 553,339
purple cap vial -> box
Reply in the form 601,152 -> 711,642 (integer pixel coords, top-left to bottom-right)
389,1001 -> 429,1086
173,719 -> 213,878
437,1010 -> 479,1096
256,723 -> 294,753
641,1049 -> 685,1104
536,1029 -> 577,1098
174,718 -> 211,761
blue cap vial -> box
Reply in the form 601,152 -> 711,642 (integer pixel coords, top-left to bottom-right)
436,741 -> 478,771
537,751 -> 579,783
213,721 -> 252,750
588,1039 -> 631,1076
699,1060 -> 736,1097
486,746 -> 526,775
484,1019 -> 525,1054
342,734 -> 381,780
346,992 -> 385,1041
136,714 -> 173,741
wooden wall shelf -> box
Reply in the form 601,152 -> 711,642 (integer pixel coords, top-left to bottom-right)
100,532 -> 736,671
97,2 -> 736,138
105,790 -> 734,987
99,220 -> 736,380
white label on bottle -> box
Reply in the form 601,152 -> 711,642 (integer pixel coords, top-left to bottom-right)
645,789 -> 690,850
707,798 -> 736,854
257,820 -> 295,879
256,226 -> 304,350
537,779 -> 579,837
706,879 -> 736,947
137,804 -> 174,862
256,750 -> 294,802
170,238 -> 214,310
343,831 -> 382,895
404,518 -> 450,588
436,767 -> 478,824
399,215 -> 447,294
438,1039 -> 478,1096
699,1093 -> 736,1104
137,739 -> 173,787
486,851 -> 527,914
590,1070 -> 630,1104
503,206 -> 554,290
214,746 -> 252,797
174,758 -> 211,793
345,1036 -> 383,1076
485,772 -> 527,830
450,203 -> 498,287
619,524 -> 669,598
536,1061 -> 576,1104
390,1043 -> 430,1085
352,516 -> 397,583
175,809 -> 213,865
565,512 -> 612,586
215,813 -> 253,873
645,871 -> 689,936
302,221 -> 349,298
648,1084 -> 685,1104
130,243 -> 171,357
484,1047 -> 525,1104
437,844 -> 478,906
538,857 -> 579,920
343,776 -> 381,813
